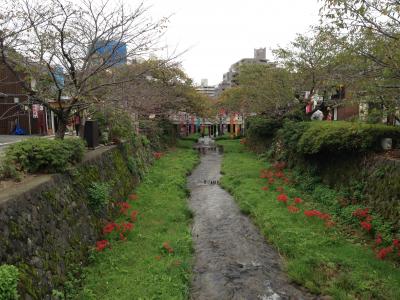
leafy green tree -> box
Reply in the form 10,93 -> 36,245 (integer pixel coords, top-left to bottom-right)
218,64 -> 295,118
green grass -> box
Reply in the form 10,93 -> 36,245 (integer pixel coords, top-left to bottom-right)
76,145 -> 199,300
217,139 -> 400,299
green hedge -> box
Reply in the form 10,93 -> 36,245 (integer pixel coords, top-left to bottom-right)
0,265 -> 19,300
276,121 -> 400,156
5,138 -> 86,174
298,121 -> 400,154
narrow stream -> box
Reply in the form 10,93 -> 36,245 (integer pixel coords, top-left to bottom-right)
188,137 -> 312,300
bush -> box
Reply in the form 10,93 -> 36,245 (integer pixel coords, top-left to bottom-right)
297,121 -> 400,154
0,264 -> 19,300
246,116 -> 283,140
4,138 -> 86,174
87,182 -> 111,212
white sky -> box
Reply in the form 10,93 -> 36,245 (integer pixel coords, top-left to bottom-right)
148,0 -> 321,86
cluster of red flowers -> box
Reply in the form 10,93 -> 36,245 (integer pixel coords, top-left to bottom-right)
95,194 -> 140,252
352,207 -> 400,260
96,240 -> 109,252
117,201 -> 132,215
153,152 -> 164,159
353,208 -> 374,232
162,242 -> 174,254
277,194 -> 288,203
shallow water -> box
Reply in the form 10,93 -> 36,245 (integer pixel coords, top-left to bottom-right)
188,137 -> 313,300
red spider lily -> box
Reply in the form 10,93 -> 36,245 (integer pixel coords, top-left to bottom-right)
268,178 -> 275,184
261,186 -> 269,191
276,186 -> 284,193
119,233 -> 127,241
365,215 -> 373,222
153,152 -> 164,159
325,220 -> 336,228
129,194 -> 138,201
275,171 -> 285,179
96,240 -> 109,252
121,222 -> 134,233
287,205 -> 300,213
117,202 -> 131,215
352,208 -> 369,219
375,234 -> 383,245
283,178 -> 290,184
360,221 -> 372,232
130,210 -> 139,222
277,194 -> 288,203
103,222 -> 118,235
155,255 -> 162,261
294,197 -> 303,204
393,239 -> 400,249
376,246 -> 393,260
162,242 -> 174,253
303,210 -> 331,220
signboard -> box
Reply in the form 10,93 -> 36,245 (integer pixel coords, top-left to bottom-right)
32,104 -> 39,119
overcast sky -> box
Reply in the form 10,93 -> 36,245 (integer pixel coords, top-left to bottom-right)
148,0 -> 321,86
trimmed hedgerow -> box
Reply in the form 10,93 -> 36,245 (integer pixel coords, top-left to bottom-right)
298,121 -> 400,154
5,138 -> 86,174
0,264 -> 19,300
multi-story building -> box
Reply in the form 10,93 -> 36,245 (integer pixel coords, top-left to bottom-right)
196,79 -> 217,99
215,48 -> 275,97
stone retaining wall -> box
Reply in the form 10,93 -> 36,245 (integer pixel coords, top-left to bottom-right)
0,142 -> 153,299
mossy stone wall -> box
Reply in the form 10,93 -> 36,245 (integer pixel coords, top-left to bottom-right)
0,142 -> 153,299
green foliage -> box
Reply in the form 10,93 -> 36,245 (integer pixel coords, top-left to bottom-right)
4,138 -> 86,174
78,147 -> 199,299
218,139 -> 400,299
0,264 -> 19,300
246,116 -> 283,139
298,121 -> 400,154
87,182 -> 111,212
139,118 -> 177,150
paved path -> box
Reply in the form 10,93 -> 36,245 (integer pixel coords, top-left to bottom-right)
188,137 -> 312,300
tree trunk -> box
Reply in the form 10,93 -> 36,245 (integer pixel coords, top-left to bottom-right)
55,117 -> 68,139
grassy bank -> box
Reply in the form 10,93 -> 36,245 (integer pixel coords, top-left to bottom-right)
217,139 -> 400,299
76,145 -> 198,299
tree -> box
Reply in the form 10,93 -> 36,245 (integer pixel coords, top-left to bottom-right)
273,28 -> 344,100
320,0 -> 400,120
0,0 -> 168,138
218,64 -> 295,118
